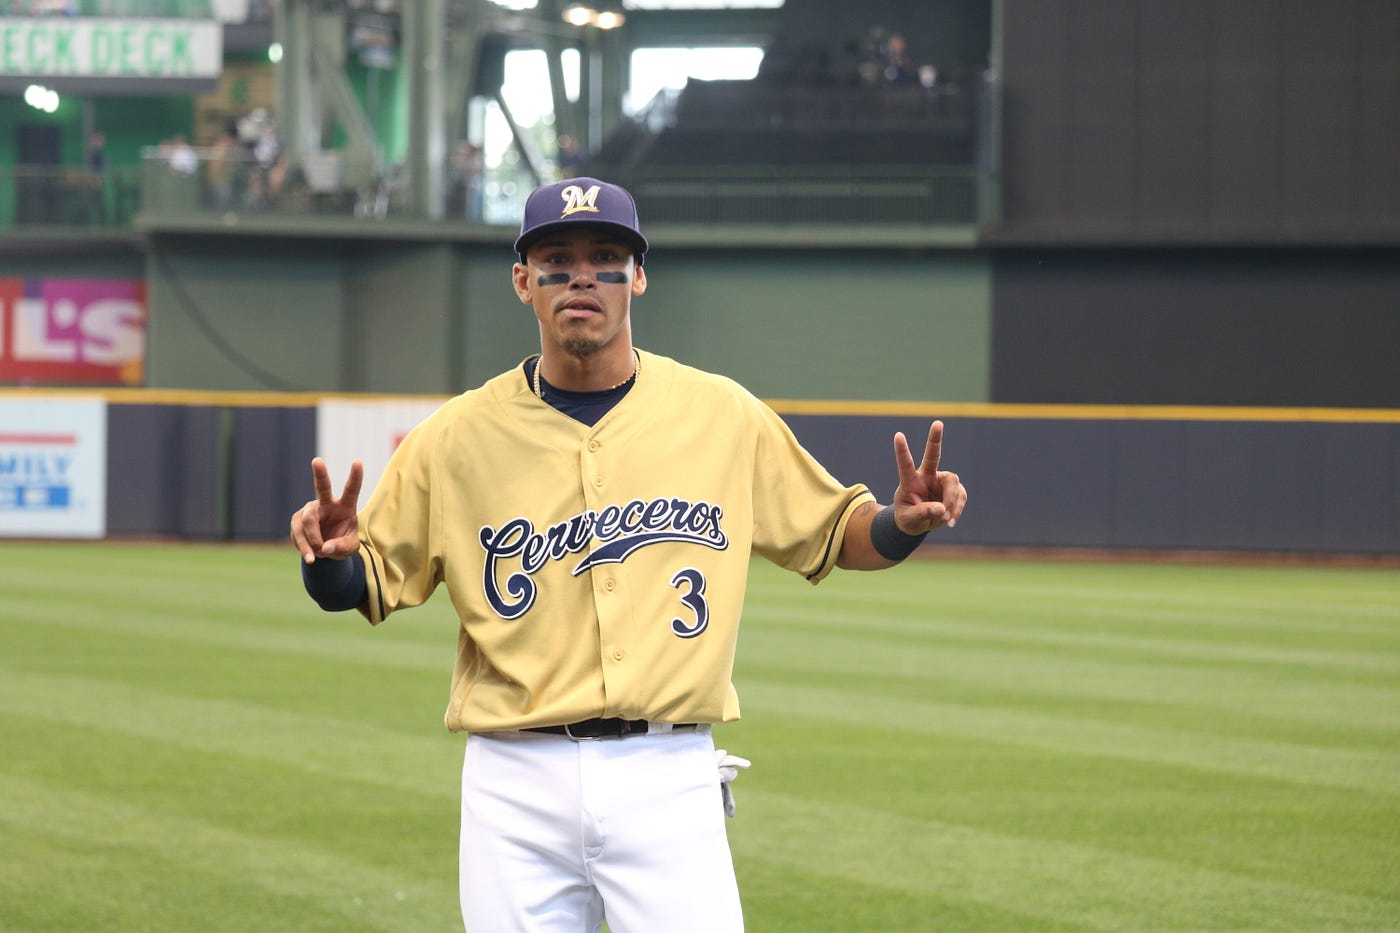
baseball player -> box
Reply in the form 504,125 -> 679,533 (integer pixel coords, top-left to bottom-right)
290,176 -> 967,932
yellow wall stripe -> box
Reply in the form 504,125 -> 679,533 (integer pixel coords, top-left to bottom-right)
764,400 -> 1400,423
0,388 -> 451,407
2,388 -> 1398,424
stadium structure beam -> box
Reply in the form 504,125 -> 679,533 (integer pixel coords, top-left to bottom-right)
403,0 -> 449,219
275,1 -> 384,198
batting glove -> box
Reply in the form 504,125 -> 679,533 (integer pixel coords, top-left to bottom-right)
715,749 -> 752,818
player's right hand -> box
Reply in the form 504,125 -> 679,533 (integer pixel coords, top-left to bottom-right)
289,457 -> 364,564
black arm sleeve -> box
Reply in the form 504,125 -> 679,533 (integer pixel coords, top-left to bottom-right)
301,553 -> 368,612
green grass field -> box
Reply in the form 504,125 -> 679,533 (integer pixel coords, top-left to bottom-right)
1,541 -> 1397,931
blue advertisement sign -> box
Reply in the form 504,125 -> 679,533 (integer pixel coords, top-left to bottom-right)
0,398 -> 105,538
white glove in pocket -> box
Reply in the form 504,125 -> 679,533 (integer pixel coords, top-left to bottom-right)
715,749 -> 752,818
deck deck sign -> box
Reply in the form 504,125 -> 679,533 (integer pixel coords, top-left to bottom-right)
0,18 -> 221,80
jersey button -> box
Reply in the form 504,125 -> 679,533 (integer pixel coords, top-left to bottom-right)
593,475 -> 604,487
611,648 -> 625,661
604,578 -> 616,591
588,440 -> 601,452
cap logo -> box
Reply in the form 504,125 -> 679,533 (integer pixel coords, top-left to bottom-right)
560,184 -> 601,218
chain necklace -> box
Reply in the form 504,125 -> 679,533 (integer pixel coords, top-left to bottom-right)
533,349 -> 640,400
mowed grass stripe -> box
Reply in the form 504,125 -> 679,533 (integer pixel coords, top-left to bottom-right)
747,561 -> 1400,630
6,588 -> 456,674
730,789 -> 1396,932
732,680 -> 1400,795
0,670 -> 462,800
745,602 -> 1400,677
0,713 -> 456,872
0,774 -> 460,932
735,626 -> 1400,735
2,542 -> 457,648
747,591 -> 1400,658
722,716 -> 1398,896
747,576 -> 1400,645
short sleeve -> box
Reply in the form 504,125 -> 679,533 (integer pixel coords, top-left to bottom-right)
748,398 -> 874,583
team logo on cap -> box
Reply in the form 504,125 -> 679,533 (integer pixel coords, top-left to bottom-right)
560,184 -> 601,217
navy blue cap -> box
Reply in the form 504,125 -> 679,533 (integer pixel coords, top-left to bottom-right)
514,176 -> 649,265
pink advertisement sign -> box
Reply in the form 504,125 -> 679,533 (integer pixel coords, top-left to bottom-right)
0,277 -> 147,385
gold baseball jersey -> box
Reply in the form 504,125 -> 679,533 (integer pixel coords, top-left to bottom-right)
356,349 -> 874,733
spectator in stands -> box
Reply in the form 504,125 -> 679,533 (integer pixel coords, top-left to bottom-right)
167,135 -> 198,175
86,130 -> 106,173
881,32 -> 918,86
84,130 -> 107,223
857,26 -> 889,85
449,141 -> 485,220
237,108 -> 281,207
206,121 -> 241,209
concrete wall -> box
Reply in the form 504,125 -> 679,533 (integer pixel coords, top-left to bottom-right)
139,232 -> 993,402
997,0 -> 1400,242
990,247 -> 1400,407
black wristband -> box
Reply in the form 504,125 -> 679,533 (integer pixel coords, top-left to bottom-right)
869,505 -> 928,561
301,552 -> 368,611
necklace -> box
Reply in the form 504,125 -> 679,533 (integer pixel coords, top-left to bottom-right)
533,349 -> 640,400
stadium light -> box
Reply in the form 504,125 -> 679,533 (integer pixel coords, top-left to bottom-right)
562,5 -> 593,26
561,4 -> 626,29
268,42 -> 284,64
24,84 -> 59,113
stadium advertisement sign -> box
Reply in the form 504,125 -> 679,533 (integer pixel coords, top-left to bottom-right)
0,18 -> 222,80
0,277 -> 146,386
316,398 -> 445,501
0,398 -> 106,538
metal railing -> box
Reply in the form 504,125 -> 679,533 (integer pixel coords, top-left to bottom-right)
0,166 -> 143,230
583,164 -> 982,227
0,156 -> 993,234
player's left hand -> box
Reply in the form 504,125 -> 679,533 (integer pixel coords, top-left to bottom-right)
891,420 -> 967,534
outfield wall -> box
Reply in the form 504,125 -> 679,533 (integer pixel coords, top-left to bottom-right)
3,392 -> 1395,556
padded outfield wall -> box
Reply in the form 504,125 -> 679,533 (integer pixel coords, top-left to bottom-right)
3,392 -> 1392,557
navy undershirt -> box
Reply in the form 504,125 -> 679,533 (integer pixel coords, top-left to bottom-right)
526,355 -> 636,427
301,359 -> 635,611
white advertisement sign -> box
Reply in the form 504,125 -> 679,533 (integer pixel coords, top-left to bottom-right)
316,399 -> 446,503
0,398 -> 106,538
0,18 -> 222,80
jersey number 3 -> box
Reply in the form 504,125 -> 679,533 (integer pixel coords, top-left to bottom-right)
669,567 -> 709,638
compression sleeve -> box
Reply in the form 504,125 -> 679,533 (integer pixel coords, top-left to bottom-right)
301,553 -> 369,612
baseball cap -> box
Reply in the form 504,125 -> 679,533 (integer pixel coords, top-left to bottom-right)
514,176 -> 649,265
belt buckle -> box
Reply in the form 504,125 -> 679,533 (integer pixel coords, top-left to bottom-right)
563,719 -> 638,741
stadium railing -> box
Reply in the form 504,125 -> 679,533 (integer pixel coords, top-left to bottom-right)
0,165 -> 143,231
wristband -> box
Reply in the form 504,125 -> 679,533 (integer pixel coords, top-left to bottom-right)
869,505 -> 928,561
301,551 -> 368,611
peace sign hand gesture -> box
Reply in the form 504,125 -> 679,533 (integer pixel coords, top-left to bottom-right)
289,457 -> 364,564
891,421 -> 967,535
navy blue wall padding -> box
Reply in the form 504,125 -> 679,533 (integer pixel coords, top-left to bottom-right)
783,414 -> 1400,555
106,404 -> 223,538
230,407 -> 317,540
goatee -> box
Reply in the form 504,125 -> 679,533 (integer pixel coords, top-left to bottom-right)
559,336 -> 603,359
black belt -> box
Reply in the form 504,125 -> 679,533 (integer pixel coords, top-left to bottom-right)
523,718 -> 702,740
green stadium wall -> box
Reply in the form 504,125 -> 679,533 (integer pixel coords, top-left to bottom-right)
140,232 -> 993,401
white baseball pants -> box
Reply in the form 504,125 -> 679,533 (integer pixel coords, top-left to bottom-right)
459,728 -> 744,932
